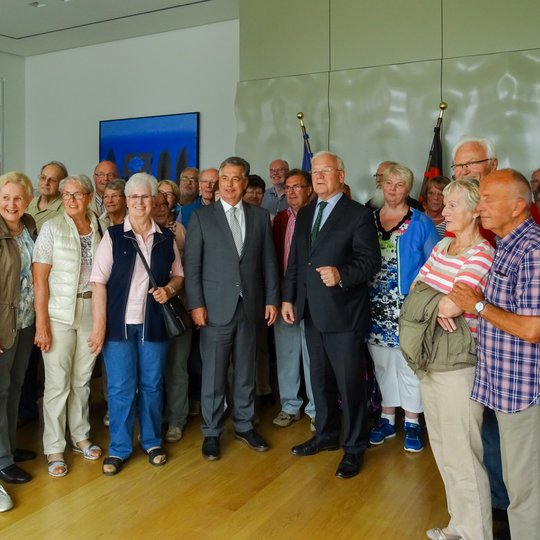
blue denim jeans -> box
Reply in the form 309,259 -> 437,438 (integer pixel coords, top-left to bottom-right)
482,407 -> 510,509
103,325 -> 168,459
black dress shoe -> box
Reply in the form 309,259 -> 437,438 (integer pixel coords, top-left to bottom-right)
234,429 -> 269,452
335,453 -> 363,479
202,437 -> 221,461
0,464 -> 32,484
291,436 -> 340,456
13,448 -> 37,462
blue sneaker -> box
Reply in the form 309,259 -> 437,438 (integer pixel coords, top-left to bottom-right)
404,421 -> 424,452
369,418 -> 396,445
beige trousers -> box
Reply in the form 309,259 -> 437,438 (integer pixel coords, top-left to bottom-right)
42,298 -> 96,455
421,367 -> 492,540
496,404 -> 540,540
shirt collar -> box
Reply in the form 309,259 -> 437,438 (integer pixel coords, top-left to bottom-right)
497,217 -> 535,251
123,214 -> 161,235
220,199 -> 244,213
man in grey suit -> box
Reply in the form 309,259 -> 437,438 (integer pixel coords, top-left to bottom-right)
184,156 -> 280,460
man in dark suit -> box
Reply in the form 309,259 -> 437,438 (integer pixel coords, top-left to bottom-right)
184,156 -> 279,461
282,151 -> 381,478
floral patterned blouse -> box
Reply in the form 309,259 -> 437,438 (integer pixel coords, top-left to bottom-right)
367,208 -> 412,348
15,227 -> 35,330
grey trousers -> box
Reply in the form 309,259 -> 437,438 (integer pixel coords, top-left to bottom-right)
0,325 -> 35,470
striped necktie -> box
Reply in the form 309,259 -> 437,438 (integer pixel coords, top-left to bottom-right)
310,201 -> 328,246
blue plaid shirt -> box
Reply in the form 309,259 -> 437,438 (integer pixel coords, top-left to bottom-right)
472,218 -> 540,412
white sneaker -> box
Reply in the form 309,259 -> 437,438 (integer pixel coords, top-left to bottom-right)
165,425 -> 183,443
272,410 -> 300,427
0,485 -> 13,512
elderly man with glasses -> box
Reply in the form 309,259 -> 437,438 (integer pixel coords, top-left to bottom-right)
90,161 -> 119,216
262,159 -> 290,217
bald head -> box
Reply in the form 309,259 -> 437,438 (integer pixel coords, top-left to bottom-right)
477,169 -> 531,238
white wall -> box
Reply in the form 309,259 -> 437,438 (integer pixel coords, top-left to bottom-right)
25,20 -> 239,178
0,51 -> 25,172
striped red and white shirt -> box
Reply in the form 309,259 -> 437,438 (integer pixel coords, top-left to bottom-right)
416,236 -> 495,334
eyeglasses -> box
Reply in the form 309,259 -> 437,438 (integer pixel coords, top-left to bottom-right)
270,168 -> 288,174
158,190 -> 176,199
180,176 -> 198,183
103,194 -> 124,201
219,175 -> 244,184
245,189 -> 264,196
199,179 -> 217,186
451,158 -> 492,171
38,175 -> 60,183
94,172 -> 116,180
127,194 -> 152,202
62,191 -> 88,200
373,173 -> 383,178
284,184 -> 309,192
311,167 -> 342,176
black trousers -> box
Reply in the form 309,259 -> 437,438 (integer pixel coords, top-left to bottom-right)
304,306 -> 368,455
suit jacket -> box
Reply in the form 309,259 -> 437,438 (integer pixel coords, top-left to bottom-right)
184,201 -> 279,326
283,196 -> 381,334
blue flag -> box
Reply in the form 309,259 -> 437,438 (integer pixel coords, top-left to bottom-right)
302,131 -> 313,171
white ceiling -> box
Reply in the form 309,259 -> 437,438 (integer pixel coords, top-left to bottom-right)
0,0 -> 238,56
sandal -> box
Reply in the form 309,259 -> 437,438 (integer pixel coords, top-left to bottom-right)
72,442 -> 102,461
102,456 -> 124,476
47,459 -> 68,478
146,446 -> 167,466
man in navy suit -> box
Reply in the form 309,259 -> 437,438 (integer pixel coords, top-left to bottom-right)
184,156 -> 279,461
282,151 -> 381,478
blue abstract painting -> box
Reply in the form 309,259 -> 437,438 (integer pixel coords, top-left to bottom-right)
99,112 -> 199,181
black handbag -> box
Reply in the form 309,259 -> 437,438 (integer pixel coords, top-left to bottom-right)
130,238 -> 192,338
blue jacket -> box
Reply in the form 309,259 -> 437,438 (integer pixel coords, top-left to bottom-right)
106,224 -> 175,342
397,209 -> 439,295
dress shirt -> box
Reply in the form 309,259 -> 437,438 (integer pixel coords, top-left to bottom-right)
220,199 -> 246,244
311,192 -> 343,230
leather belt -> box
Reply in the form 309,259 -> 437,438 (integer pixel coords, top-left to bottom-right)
76,291 -> 92,299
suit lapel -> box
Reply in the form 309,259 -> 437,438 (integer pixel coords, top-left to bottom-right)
310,196 -> 348,251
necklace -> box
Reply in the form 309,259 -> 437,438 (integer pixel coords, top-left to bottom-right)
7,223 -> 23,236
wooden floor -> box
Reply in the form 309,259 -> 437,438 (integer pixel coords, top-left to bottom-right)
0,380 -> 449,540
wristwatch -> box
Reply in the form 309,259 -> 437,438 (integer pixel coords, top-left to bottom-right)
475,300 -> 488,315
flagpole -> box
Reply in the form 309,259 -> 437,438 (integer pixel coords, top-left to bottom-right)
297,112 -> 313,170
297,112 -> 313,155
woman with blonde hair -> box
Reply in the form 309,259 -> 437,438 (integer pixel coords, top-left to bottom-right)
0,172 -> 36,510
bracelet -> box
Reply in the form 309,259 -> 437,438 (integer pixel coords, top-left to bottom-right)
166,285 -> 175,296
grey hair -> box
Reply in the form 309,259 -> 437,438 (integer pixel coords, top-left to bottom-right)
60,174 -> 94,194
382,163 -> 414,192
451,136 -> 497,161
443,179 -> 480,211
311,151 -> 345,172
41,160 -> 68,179
125,173 -> 158,197
104,179 -> 126,194
219,157 -> 251,177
